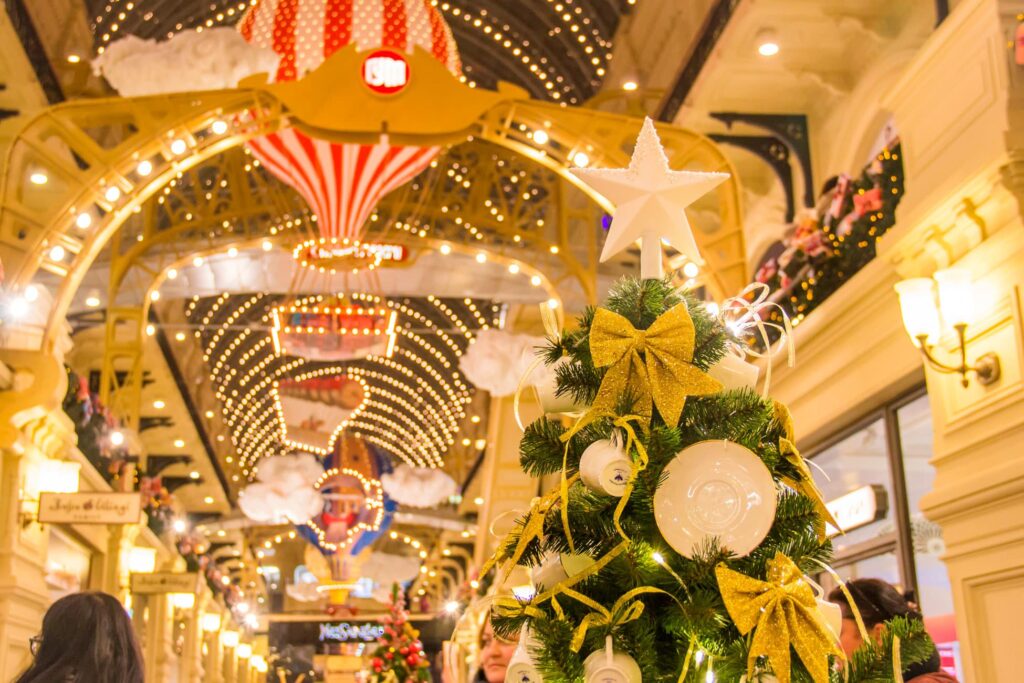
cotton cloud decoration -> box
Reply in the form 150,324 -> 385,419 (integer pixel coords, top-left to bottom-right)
92,28 -> 280,97
361,552 -> 423,602
380,464 -> 457,509
238,453 -> 325,525
458,329 -> 545,397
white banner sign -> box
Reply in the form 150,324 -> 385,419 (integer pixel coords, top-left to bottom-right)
131,572 -> 200,594
825,484 -> 888,536
38,492 -> 142,525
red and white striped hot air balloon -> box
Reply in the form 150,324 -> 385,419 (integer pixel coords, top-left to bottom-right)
238,0 -> 461,241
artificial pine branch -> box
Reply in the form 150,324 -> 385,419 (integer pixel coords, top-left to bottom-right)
842,616 -> 936,682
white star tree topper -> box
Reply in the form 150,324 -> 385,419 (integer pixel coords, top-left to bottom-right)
571,117 -> 729,279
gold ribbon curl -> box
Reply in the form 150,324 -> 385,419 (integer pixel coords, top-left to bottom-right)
589,303 -> 722,427
557,585 -> 670,652
778,437 -> 840,541
716,552 -> 843,683
479,478 -> 577,585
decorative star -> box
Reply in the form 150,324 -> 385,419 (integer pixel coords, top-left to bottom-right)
571,117 -> 729,277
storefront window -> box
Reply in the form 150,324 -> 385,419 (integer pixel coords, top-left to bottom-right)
45,528 -> 93,601
812,417 -> 896,552
810,389 -> 960,678
896,394 -> 959,676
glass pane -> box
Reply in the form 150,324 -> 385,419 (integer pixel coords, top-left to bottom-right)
811,417 -> 895,552
897,394 -> 961,677
45,528 -> 92,601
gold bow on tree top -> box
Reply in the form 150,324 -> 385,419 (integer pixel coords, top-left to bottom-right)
590,303 -> 722,426
716,553 -> 844,683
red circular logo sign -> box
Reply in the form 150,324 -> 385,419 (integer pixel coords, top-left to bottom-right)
361,50 -> 410,95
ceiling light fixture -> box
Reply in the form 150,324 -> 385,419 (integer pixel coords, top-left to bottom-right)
756,29 -> 780,57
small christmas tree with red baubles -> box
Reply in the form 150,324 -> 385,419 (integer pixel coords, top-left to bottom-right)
368,583 -> 432,683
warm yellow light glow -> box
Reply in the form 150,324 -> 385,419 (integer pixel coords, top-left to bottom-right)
682,262 -> 700,278
622,80 -> 638,91
220,630 -> 239,648
934,268 -> 972,328
24,459 -> 81,499
894,278 -> 940,346
201,613 -> 221,632
572,151 -> 590,167
127,547 -> 157,574
236,643 -> 252,659
170,593 -> 196,609
251,655 -> 267,672
532,129 -> 549,145
30,172 -> 48,185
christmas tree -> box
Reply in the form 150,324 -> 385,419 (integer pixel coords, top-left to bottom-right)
368,584 -> 431,683
484,119 -> 935,683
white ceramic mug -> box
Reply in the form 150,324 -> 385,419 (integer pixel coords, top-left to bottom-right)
582,637 -> 642,683
505,626 -> 544,683
578,438 -> 632,497
708,353 -> 760,391
531,552 -> 595,592
805,575 -> 843,642
531,356 -> 587,414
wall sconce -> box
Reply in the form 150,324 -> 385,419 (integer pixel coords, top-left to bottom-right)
236,642 -> 253,660
20,459 -> 80,526
895,269 -> 1001,387
127,547 -> 157,574
221,630 -> 239,648
170,593 -> 196,610
201,613 -> 222,633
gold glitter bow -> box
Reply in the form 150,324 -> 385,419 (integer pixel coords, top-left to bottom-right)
716,553 -> 843,683
590,303 -> 722,426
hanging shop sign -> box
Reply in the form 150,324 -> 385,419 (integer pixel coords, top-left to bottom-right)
38,492 -> 142,525
293,238 -> 408,274
825,484 -> 888,537
319,622 -> 385,643
362,50 -> 410,95
270,303 -> 398,362
131,572 -> 200,594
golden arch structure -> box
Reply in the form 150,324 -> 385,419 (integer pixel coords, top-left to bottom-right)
0,45 -> 746,434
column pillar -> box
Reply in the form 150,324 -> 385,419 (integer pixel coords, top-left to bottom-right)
875,2 -> 1024,681
0,442 -> 49,680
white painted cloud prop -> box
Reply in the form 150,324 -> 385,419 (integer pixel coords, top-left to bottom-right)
380,464 -> 457,509
360,552 -> 423,602
458,329 -> 546,397
286,566 -> 323,603
92,28 -> 280,97
238,453 -> 325,525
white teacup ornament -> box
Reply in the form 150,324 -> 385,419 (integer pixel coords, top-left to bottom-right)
504,625 -> 544,683
531,356 -> 588,414
708,351 -> 760,391
530,552 -> 595,592
578,434 -> 633,497
805,575 -> 843,643
582,636 -> 641,683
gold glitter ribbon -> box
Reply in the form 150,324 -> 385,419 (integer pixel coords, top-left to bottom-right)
589,303 -> 722,426
558,411 -> 649,551
778,437 -> 840,541
677,640 -> 695,683
893,635 -> 904,683
716,552 -> 843,683
479,478 -> 578,584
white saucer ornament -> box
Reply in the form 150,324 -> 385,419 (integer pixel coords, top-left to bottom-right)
582,636 -> 642,683
578,434 -> 633,497
653,440 -> 776,558
505,625 -> 545,683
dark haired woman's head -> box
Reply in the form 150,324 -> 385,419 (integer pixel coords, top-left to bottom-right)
828,578 -> 921,660
17,591 -> 144,683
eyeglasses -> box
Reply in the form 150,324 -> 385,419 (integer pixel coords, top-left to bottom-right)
29,636 -> 42,656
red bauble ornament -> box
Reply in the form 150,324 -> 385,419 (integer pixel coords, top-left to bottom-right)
384,652 -> 393,660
